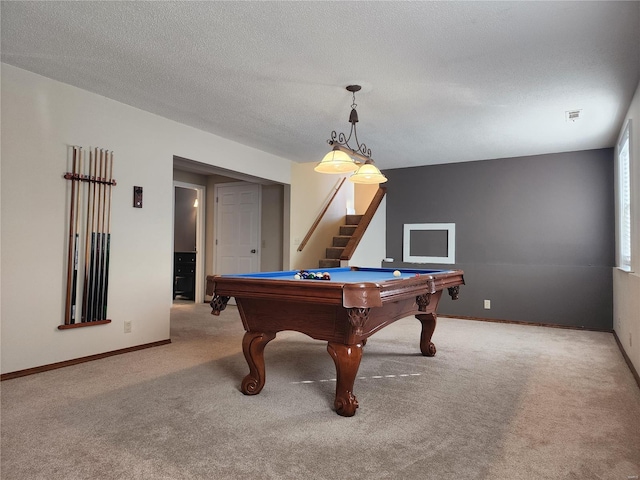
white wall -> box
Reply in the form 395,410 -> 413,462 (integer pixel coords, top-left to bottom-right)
354,183 -> 379,214
261,185 -> 284,272
0,64 -> 292,374
173,170 -> 209,187
613,80 -> 640,375
347,196 -> 387,268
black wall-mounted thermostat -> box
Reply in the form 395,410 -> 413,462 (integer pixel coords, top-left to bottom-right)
133,186 -> 143,208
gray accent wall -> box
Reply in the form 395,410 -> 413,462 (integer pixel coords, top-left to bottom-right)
385,149 -> 615,330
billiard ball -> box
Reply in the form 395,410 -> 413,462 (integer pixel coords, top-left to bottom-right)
393,270 -> 401,277
294,274 -> 301,280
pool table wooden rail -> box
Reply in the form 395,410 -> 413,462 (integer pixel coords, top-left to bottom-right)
206,268 -> 463,309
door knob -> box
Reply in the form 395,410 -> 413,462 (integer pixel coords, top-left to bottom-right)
251,249 -> 256,253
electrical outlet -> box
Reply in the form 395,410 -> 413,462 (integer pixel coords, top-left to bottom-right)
124,320 -> 132,333
484,299 -> 491,309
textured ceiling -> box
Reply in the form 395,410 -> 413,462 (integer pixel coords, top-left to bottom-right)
2,1 -> 639,171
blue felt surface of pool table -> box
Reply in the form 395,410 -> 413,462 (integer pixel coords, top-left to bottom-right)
222,267 -> 452,283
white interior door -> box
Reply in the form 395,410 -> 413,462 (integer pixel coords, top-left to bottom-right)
215,183 -> 261,274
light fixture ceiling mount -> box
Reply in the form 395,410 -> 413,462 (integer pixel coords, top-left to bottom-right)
329,85 -> 371,159
314,85 -> 387,184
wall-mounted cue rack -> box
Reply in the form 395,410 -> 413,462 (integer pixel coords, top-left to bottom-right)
60,146 -> 116,330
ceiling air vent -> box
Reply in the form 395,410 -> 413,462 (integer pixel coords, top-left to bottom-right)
565,109 -> 582,122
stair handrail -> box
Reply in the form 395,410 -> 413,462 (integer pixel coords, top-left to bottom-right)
340,186 -> 387,260
298,177 -> 346,252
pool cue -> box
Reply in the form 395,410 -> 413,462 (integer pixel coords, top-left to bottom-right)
96,150 -> 109,320
91,149 -> 105,320
99,149 -> 110,320
101,151 -> 114,320
81,148 -> 94,322
84,148 -> 99,321
100,151 -> 113,320
64,147 -> 79,325
70,147 -> 83,323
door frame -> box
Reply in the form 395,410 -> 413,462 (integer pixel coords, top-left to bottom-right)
173,181 -> 206,302
213,181 -> 262,275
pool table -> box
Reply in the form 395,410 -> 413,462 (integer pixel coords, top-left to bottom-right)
206,266 -> 464,417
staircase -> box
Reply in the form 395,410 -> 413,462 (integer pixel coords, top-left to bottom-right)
319,214 -> 363,269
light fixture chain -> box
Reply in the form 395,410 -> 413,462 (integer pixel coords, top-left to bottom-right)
326,86 -> 372,159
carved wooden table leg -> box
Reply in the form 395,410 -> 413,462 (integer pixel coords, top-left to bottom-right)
327,342 -> 363,416
241,331 -> 276,395
415,313 -> 437,356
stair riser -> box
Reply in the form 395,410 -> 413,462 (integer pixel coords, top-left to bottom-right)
319,259 -> 341,268
326,247 -> 345,259
332,236 -> 351,247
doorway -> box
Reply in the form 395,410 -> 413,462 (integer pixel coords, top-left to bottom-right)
173,182 -> 205,302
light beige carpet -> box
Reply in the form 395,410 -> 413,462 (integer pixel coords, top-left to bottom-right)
2,302 -> 639,479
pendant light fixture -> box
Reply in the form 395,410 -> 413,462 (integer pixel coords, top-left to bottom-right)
314,85 -> 387,184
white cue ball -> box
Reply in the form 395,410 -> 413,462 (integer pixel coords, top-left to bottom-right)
393,270 -> 401,277
294,274 -> 301,280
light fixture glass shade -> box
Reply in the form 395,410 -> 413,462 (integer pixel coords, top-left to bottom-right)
349,163 -> 388,184
314,149 -> 358,173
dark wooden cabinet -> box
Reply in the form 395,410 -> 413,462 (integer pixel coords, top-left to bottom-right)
174,252 -> 196,300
